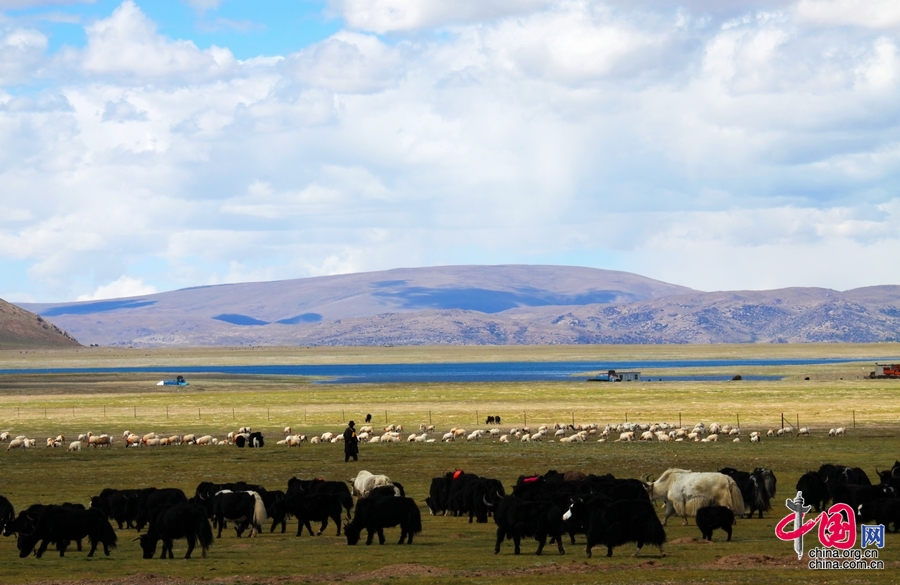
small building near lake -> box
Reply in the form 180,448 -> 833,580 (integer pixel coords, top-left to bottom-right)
588,369 -> 641,382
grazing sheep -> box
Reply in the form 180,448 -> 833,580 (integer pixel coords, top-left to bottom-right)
7,438 -> 26,451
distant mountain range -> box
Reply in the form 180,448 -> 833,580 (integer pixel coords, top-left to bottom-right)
11,265 -> 900,347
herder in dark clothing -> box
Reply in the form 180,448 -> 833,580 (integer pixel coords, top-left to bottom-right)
343,421 -> 359,462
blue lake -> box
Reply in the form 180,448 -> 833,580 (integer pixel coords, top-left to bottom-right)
0,357 -> 878,384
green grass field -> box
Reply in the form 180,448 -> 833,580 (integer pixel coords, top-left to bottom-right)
1,344 -> 899,584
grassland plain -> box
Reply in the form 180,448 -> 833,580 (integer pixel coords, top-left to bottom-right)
0,345 -> 899,584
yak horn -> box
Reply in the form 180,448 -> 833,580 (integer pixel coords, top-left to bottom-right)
132,536 -> 142,542
640,474 -> 650,482
892,466 -> 900,479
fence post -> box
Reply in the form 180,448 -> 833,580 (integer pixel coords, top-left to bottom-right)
429,410 -> 432,425
853,410 -> 856,429
679,412 -> 681,427
268,408 -> 270,421
385,410 -> 388,424
523,411 -> 527,426
342,409 -> 345,422
166,406 -> 169,419
134,406 -> 136,418
736,413 -> 740,429
198,408 -> 201,420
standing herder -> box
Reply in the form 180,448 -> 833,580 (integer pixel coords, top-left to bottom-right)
343,420 -> 359,462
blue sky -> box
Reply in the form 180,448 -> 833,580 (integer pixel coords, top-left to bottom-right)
5,1 -> 339,59
1,0 -> 900,302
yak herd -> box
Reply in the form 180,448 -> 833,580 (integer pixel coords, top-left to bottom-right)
1,460 -> 899,561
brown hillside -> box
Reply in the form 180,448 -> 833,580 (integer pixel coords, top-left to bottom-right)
0,298 -> 80,349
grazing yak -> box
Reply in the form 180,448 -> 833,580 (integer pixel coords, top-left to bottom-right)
696,505 -> 736,541
350,470 -> 394,499
491,496 -> 565,556
268,492 -> 344,537
287,477 -> 354,519
135,488 -> 188,531
16,505 -> 117,558
796,472 -> 830,512
718,467 -> 777,518
642,469 -> 744,526
0,495 -> 14,536
211,491 -> 267,538
138,503 -> 213,559
344,496 -> 422,545
563,497 -> 665,558
90,488 -> 142,530
859,499 -> 900,533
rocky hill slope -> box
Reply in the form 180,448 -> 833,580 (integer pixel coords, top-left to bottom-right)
0,298 -> 80,349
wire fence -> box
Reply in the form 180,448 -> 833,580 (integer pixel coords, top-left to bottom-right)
0,405 -> 878,433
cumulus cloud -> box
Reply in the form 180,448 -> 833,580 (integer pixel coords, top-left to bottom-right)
77,276 -> 158,301
3,0 -> 900,301
100,98 -> 148,122
331,0 -> 556,33
281,32 -> 403,93
0,0 -> 88,8
0,26 -> 48,85
77,1 -> 236,82
795,0 -> 900,30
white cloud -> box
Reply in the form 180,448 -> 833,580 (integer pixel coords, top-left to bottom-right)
77,1 -> 236,82
77,276 -> 158,301
795,0 -> 900,30
0,0 -> 88,8
101,98 -> 148,122
0,26 -> 48,84
281,32 -> 403,93
182,0 -> 221,13
4,0 -> 900,301
482,5 -> 671,84
331,0 -> 556,33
